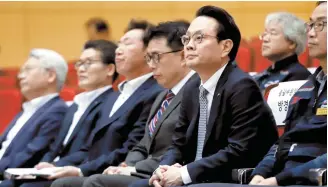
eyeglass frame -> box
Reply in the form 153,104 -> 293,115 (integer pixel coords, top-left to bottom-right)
145,50 -> 182,65
306,20 -> 327,32
74,58 -> 103,70
181,32 -> 220,46
258,29 -> 281,40
18,66 -> 49,77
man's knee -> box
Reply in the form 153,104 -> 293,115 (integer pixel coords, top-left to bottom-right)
50,177 -> 84,187
83,174 -> 104,187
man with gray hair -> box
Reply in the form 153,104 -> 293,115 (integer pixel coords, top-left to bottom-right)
254,12 -> 311,91
0,48 -> 68,181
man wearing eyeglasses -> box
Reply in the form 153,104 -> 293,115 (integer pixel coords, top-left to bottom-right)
55,20 -> 198,187
129,5 -> 278,187
248,1 -> 327,186
0,49 -> 68,185
46,19 -> 163,187
11,40 -> 118,187
253,12 -> 311,92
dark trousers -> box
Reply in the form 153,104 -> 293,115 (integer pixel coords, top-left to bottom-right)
51,175 -> 141,187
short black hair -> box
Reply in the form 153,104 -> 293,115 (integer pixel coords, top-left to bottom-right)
83,40 -> 118,82
316,1 -> 327,6
196,5 -> 241,62
125,19 -> 154,33
143,20 -> 190,51
85,17 -> 110,33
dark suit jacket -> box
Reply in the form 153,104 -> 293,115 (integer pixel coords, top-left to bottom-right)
160,62 -> 279,183
0,96 -> 67,172
252,67 -> 327,186
55,77 -> 163,176
125,74 -> 199,176
41,88 -> 113,163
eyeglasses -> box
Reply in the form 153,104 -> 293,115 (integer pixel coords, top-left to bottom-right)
259,30 -> 280,40
145,50 -> 182,65
18,66 -> 44,76
74,59 -> 102,70
181,33 -> 219,46
306,21 -> 327,32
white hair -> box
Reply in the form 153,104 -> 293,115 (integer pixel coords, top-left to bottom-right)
265,12 -> 307,55
29,48 -> 68,91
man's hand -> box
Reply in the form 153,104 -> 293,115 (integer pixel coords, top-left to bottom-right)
249,175 -> 265,185
161,166 -> 183,187
48,166 -> 81,180
103,166 -> 120,175
257,177 -> 278,186
149,166 -> 169,187
119,162 -> 128,167
35,162 -> 55,170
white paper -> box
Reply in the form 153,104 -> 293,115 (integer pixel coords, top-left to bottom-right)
5,167 -> 62,177
267,80 -> 307,126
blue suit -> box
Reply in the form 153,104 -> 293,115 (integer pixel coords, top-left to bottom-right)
0,96 -> 67,173
15,89 -> 114,187
55,77 -> 163,176
252,66 -> 327,185
42,88 -> 113,163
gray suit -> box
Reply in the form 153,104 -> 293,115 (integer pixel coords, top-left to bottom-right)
50,74 -> 199,187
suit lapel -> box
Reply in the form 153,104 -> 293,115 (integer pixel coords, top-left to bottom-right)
94,78 -> 156,133
204,63 -> 234,143
64,89 -> 112,145
3,97 -> 60,156
55,103 -> 78,147
0,113 -> 23,144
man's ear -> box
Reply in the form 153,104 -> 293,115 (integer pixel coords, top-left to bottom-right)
220,39 -> 233,59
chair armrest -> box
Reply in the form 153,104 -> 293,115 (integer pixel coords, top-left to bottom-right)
231,168 -> 255,184
309,168 -> 327,186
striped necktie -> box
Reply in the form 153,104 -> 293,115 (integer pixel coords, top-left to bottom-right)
148,90 -> 175,136
195,85 -> 208,160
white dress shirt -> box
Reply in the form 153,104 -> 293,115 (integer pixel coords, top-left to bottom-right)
109,73 -> 153,117
53,86 -> 111,162
180,63 -> 227,184
171,70 -> 196,95
0,93 -> 59,159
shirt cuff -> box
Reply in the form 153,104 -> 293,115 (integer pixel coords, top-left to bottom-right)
179,165 -> 192,184
77,168 -> 84,177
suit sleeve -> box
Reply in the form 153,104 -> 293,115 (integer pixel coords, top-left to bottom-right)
251,144 -> 278,178
125,135 -> 148,166
54,146 -> 89,167
276,154 -> 327,185
186,78 -> 274,183
79,90 -> 160,176
0,106 -> 66,172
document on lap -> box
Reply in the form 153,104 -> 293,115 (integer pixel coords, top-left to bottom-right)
4,167 -> 62,180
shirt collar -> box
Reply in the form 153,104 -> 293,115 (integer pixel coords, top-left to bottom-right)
200,63 -> 227,96
74,85 -> 112,107
268,54 -> 298,72
316,69 -> 326,84
118,73 -> 153,94
23,93 -> 58,112
171,70 -> 196,95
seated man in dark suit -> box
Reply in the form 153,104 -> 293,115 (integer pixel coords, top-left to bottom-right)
44,19 -> 163,186
253,12 -> 310,92
129,5 -> 278,187
248,2 -> 327,186
66,20 -> 199,187
15,40 -> 118,187
0,49 -> 68,179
